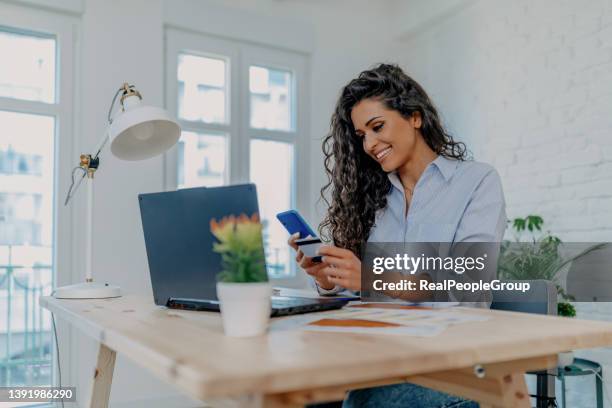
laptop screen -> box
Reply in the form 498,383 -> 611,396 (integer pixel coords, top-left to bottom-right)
138,184 -> 265,306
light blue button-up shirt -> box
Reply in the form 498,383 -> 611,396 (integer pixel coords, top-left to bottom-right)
368,156 -> 506,244
316,156 -> 507,296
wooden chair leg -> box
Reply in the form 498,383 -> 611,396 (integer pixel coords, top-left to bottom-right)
89,343 -> 116,408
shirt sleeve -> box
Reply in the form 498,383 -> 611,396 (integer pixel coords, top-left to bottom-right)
451,168 -> 507,306
455,168 -> 507,243
316,283 -> 345,295
310,276 -> 344,296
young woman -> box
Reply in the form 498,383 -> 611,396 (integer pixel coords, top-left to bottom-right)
289,64 -> 506,407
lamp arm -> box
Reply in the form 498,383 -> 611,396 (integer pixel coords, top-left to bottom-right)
107,86 -> 125,125
63,128 -> 110,206
92,128 -> 110,161
64,167 -> 86,206
64,83 -> 138,205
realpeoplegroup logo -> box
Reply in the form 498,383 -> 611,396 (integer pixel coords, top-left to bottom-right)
371,278 -> 531,294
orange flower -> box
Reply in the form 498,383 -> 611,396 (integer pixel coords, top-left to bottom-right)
210,212 -> 263,253
210,212 -> 267,283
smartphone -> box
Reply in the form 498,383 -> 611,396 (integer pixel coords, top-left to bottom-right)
276,210 -> 318,239
295,237 -> 323,263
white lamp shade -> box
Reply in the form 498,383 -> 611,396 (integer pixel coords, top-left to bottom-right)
109,101 -> 180,161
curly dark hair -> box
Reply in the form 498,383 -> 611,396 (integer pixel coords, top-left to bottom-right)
319,63 -> 469,256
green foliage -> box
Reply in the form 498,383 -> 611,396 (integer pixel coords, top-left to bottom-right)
216,246 -> 267,283
558,302 -> 576,317
512,215 -> 544,233
211,214 -> 268,283
499,215 -> 606,310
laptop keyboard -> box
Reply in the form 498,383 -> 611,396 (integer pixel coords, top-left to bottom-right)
271,296 -> 317,307
167,295 -> 347,317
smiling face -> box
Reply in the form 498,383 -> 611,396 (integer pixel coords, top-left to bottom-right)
351,98 -> 422,173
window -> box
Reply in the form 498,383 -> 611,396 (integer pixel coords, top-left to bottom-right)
166,30 -> 309,281
175,52 -> 230,188
178,54 -> 228,124
249,66 -> 293,131
249,139 -> 294,277
0,5 -> 74,391
177,130 -> 228,188
0,29 -> 55,103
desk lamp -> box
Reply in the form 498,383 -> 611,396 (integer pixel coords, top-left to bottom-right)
54,83 -> 180,298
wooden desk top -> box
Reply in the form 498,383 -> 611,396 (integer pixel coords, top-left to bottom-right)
40,295 -> 612,400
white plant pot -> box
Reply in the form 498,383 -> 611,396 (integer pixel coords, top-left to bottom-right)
216,282 -> 272,337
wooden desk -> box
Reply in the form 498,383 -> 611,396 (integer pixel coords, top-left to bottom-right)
41,295 -> 612,408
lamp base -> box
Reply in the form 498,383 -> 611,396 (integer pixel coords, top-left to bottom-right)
53,281 -> 122,299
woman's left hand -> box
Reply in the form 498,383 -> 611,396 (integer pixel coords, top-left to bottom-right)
317,245 -> 361,291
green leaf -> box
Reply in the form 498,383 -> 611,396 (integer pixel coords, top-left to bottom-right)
513,218 -> 526,232
526,215 -> 543,231
558,302 -> 576,317
500,214 -> 609,301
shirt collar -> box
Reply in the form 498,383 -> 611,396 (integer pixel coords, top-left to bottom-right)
431,155 -> 459,182
387,172 -> 403,192
386,155 -> 458,189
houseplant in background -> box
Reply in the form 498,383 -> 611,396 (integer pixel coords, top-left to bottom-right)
498,215 -> 609,368
211,213 -> 271,337
498,215 -> 605,317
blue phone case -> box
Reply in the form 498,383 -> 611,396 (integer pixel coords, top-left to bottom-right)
276,210 -> 317,239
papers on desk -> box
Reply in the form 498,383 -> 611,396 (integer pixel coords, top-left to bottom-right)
270,303 -> 489,337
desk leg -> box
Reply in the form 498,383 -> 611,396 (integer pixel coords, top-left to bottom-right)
411,368 -> 530,408
348,371 -> 530,408
261,373 -> 529,408
89,343 -> 116,408
262,355 -> 554,408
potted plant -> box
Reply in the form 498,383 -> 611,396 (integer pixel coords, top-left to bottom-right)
498,215 -> 607,366
498,215 -> 605,317
210,213 -> 271,337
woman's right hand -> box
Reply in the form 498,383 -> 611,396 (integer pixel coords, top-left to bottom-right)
288,233 -> 336,290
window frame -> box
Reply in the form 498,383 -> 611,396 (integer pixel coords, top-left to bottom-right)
241,43 -> 301,209
166,32 -> 239,186
165,28 -> 310,287
0,1 -> 77,388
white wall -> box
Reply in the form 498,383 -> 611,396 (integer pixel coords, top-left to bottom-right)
396,0 -> 612,241
65,0 -> 402,406
395,1 -> 612,406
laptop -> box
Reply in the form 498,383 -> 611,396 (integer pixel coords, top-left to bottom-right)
138,183 -> 349,317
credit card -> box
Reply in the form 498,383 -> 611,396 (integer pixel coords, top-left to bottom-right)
296,237 -> 323,262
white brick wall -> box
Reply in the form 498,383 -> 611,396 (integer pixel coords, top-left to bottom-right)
398,0 -> 612,241
397,0 -> 612,404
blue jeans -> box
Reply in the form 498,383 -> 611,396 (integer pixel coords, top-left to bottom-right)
343,383 -> 479,408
